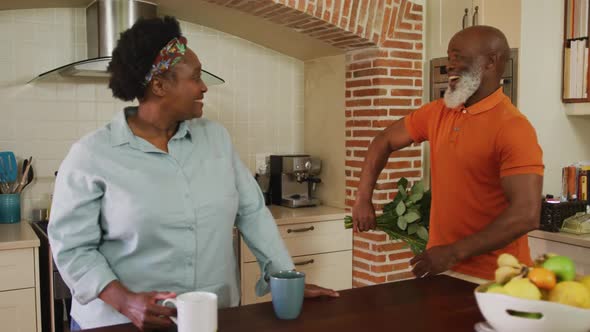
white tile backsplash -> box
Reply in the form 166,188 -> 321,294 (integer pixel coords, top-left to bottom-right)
0,8 -> 304,218
76,102 -> 96,121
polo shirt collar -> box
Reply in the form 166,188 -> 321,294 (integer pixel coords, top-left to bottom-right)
464,87 -> 506,115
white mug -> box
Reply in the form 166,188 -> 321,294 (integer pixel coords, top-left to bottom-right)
162,291 -> 218,332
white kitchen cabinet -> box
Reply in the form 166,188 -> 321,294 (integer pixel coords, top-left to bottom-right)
474,0 -> 521,49
427,0 -> 521,58
239,206 -> 352,305
0,223 -> 41,332
0,288 -> 38,332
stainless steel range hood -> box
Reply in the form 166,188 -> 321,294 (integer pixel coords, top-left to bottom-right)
29,0 -> 224,86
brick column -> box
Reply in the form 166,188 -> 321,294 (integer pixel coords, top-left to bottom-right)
205,0 -> 424,287
344,1 -> 424,286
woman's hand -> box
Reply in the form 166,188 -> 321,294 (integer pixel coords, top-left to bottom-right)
99,281 -> 177,331
121,291 -> 177,331
304,284 -> 340,298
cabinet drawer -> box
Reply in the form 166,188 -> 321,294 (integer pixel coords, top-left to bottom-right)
241,250 -> 352,305
241,219 -> 352,263
0,248 -> 35,291
0,288 -> 37,332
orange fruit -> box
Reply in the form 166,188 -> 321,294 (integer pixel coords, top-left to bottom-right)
528,267 -> 557,290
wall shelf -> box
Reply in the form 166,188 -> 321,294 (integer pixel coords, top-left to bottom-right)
562,0 -> 590,103
565,105 -> 590,115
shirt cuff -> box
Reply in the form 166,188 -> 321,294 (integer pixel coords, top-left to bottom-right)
255,258 -> 295,297
403,116 -> 424,143
500,165 -> 544,178
71,264 -> 118,305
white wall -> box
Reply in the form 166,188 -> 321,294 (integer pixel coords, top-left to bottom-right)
304,55 -> 345,208
0,8 -> 304,219
520,0 -> 590,195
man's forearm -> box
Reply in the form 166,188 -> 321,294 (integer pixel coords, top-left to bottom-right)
452,205 -> 539,262
356,132 -> 393,202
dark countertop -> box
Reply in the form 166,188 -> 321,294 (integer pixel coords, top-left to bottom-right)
81,275 -> 485,332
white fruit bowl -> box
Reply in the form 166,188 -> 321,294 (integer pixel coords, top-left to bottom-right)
474,283 -> 590,332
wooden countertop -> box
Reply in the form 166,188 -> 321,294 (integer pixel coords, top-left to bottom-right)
529,229 -> 590,249
0,222 -> 40,250
269,205 -> 347,226
80,275 -> 484,332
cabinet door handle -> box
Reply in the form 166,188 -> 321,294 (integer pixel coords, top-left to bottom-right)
462,8 -> 469,29
472,6 -> 479,26
294,259 -> 315,266
287,226 -> 315,233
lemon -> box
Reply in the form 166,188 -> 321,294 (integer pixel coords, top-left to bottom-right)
548,281 -> 590,309
579,275 -> 590,292
503,278 -> 542,300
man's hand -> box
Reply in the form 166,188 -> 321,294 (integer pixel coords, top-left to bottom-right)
352,199 -> 376,232
304,284 -> 339,298
121,291 -> 177,331
410,245 -> 460,278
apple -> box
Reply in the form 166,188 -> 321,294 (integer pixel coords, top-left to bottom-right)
486,283 -> 506,294
541,256 -> 576,281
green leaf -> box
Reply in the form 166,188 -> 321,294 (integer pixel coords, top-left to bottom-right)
398,185 -> 408,199
395,201 -> 406,216
397,215 -> 407,230
407,223 -> 418,235
409,192 -> 423,203
384,189 -> 404,213
417,226 -> 429,241
411,181 -> 425,196
397,177 -> 409,190
405,211 -> 421,223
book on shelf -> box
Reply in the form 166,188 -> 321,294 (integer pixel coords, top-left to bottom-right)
561,163 -> 590,201
564,0 -> 590,99
566,0 -> 590,39
563,40 -> 589,99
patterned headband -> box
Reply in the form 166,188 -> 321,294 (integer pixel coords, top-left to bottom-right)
143,36 -> 188,86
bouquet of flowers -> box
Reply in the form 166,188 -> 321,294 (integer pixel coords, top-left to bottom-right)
344,177 -> 431,255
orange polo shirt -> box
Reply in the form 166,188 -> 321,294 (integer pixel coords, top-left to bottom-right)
404,88 -> 544,280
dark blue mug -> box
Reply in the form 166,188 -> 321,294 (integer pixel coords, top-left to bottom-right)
270,270 -> 305,320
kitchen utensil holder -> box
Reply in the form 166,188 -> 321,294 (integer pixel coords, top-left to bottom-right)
0,193 -> 20,223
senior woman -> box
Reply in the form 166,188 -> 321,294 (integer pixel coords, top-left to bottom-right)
48,16 -> 338,331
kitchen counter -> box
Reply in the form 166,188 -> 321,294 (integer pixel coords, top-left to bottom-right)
80,275 -> 484,332
269,205 -> 347,226
0,222 -> 40,250
528,229 -> 590,249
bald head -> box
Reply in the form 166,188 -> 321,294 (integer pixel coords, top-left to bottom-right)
444,26 -> 511,107
450,25 -> 510,77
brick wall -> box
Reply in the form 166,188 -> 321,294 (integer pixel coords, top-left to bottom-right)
207,0 -> 424,286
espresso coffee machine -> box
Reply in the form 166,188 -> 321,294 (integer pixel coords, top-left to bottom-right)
269,155 -> 322,208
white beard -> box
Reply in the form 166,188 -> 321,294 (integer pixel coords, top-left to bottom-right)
443,63 -> 483,108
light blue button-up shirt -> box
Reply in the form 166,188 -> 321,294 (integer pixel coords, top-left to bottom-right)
48,108 -> 294,329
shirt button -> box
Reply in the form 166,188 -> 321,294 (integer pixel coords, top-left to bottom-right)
462,109 -> 467,114
188,225 -> 194,231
